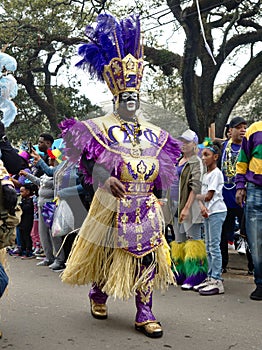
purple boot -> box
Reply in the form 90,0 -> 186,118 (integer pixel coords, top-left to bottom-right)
89,283 -> 108,319
135,266 -> 163,338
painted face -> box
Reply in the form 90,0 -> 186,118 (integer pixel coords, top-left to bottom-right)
118,92 -> 140,114
201,148 -> 218,167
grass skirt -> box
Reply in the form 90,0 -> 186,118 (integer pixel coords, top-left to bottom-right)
61,188 -> 175,300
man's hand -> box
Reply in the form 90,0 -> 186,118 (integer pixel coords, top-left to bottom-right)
236,188 -> 246,207
19,169 -> 28,177
30,148 -> 41,163
104,177 -> 125,199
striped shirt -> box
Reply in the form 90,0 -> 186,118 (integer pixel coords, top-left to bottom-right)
235,121 -> 262,189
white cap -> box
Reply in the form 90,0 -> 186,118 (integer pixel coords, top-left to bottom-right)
178,129 -> 198,144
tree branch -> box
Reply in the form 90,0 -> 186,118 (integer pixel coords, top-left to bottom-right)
214,51 -> 262,131
144,46 -> 182,75
216,29 -> 262,67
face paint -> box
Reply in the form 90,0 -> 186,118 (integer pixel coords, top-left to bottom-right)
120,92 -> 138,101
118,92 -> 140,115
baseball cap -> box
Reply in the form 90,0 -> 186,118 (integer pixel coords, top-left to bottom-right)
229,116 -> 247,128
178,129 -> 199,144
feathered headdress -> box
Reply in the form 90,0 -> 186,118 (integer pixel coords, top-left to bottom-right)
76,13 -> 144,97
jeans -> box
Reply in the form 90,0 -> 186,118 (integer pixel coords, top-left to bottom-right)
173,214 -> 203,242
204,211 -> 227,280
173,201 -> 203,242
245,183 -> 262,286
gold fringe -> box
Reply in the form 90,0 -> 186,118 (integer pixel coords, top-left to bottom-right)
154,245 -> 176,289
77,188 -> 118,248
61,187 -> 175,299
62,237 -> 175,300
61,236 -> 112,285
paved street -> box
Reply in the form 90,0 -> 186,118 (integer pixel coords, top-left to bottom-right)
0,251 -> 261,350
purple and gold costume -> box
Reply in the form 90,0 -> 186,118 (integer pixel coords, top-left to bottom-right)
60,12 -> 181,330
61,115 -> 180,305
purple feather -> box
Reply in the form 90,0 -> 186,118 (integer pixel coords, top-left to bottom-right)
76,44 -> 106,81
120,14 -> 141,58
95,13 -> 124,58
76,13 -> 141,81
84,25 -> 96,40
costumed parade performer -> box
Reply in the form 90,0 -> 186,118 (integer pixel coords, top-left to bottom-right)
60,13 -> 181,338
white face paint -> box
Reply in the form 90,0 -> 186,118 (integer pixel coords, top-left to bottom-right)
126,101 -> 137,111
117,92 -> 140,118
121,92 -> 138,101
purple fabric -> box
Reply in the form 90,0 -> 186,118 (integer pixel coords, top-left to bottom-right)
41,201 -> 56,228
174,272 -> 186,285
59,118 -> 91,163
235,126 -> 262,189
12,168 -> 31,194
59,118 -> 181,190
135,266 -> 156,324
183,272 -> 207,287
154,134 -> 182,190
59,118 -> 122,184
89,283 -> 108,304
117,191 -> 162,256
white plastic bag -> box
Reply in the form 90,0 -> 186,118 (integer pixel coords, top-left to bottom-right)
51,200 -> 74,237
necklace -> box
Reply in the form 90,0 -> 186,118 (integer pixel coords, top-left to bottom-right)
222,139 -> 241,185
113,112 -> 142,157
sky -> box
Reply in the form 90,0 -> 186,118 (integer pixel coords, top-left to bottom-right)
67,2 -> 261,106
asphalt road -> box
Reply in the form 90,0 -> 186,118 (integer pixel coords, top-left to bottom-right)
0,252 -> 261,350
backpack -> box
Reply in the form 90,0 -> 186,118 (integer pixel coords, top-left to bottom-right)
0,181 -> 22,249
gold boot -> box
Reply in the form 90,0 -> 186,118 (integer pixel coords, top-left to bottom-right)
135,322 -> 163,338
90,299 -> 108,319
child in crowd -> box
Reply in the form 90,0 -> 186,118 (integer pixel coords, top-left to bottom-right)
19,184 -> 34,259
194,139 -> 227,295
9,150 -> 32,256
30,185 -> 43,255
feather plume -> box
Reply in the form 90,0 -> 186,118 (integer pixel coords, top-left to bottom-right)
76,13 -> 141,82
120,14 -> 141,58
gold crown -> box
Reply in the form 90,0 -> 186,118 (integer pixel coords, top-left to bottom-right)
102,53 -> 143,97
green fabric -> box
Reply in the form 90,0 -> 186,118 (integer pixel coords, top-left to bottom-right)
172,258 -> 185,274
184,257 -> 208,277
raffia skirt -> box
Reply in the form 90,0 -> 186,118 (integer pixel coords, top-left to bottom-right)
61,188 -> 175,300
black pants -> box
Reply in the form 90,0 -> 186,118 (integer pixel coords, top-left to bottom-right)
220,207 -> 253,271
240,214 -> 254,272
220,207 -> 243,269
20,228 -> 33,255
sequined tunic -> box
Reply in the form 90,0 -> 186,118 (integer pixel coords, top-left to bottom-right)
60,115 -> 181,259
